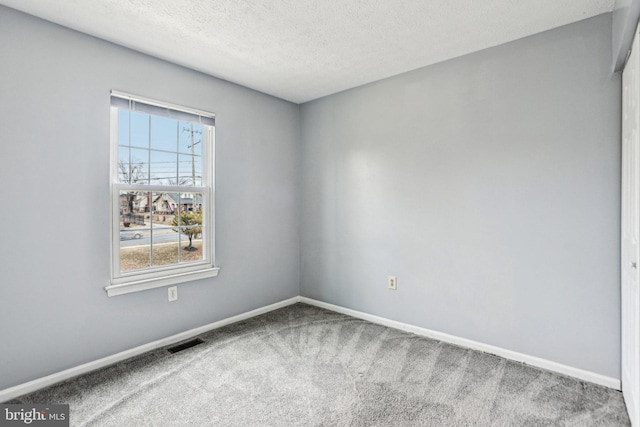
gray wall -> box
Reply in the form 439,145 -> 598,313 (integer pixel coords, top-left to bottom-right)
0,6 -> 300,390
300,14 -> 621,378
612,0 -> 640,71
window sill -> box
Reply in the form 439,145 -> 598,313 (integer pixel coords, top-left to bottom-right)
105,267 -> 220,297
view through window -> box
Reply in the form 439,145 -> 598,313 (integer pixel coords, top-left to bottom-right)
108,92 -> 217,295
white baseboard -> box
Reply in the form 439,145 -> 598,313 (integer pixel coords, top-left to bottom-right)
0,297 -> 300,403
1,295 -> 620,403
299,297 -> 621,391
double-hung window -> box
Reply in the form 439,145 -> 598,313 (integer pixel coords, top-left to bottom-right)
107,91 -> 218,296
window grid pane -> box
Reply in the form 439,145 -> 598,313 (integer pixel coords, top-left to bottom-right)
129,111 -> 149,149
116,186 -> 206,273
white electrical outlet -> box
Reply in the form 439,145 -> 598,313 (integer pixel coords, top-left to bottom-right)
388,276 -> 397,290
168,286 -> 178,302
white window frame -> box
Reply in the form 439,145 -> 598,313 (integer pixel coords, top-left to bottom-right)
106,91 -> 219,296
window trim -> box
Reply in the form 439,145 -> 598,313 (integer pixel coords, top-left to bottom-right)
106,91 -> 219,297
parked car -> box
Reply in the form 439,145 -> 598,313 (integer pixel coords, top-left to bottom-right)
120,230 -> 143,240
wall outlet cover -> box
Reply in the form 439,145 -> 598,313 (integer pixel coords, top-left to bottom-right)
168,286 -> 178,302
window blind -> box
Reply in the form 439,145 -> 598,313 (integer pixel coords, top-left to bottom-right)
111,91 -> 215,126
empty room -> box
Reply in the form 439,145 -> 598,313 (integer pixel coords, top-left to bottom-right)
1,0 -> 639,425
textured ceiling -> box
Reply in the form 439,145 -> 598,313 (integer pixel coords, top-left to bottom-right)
0,0 -> 616,103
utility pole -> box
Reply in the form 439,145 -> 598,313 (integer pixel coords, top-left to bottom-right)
182,124 -> 202,186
